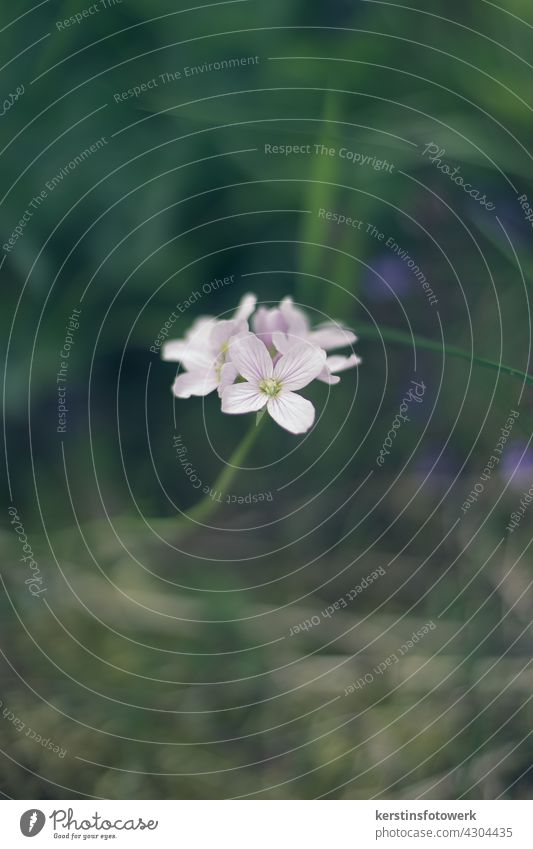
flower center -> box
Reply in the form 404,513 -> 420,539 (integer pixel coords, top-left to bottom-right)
259,377 -> 282,397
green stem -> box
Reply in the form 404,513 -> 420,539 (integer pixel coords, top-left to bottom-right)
175,412 -> 267,535
82,416 -> 267,555
357,324 -> 533,386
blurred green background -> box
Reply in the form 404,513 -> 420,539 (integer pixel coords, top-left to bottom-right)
1,0 -> 533,799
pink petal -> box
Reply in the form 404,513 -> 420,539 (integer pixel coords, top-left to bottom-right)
280,297 -> 309,336
252,306 -> 286,348
308,325 -> 357,350
228,334 -> 273,384
172,369 -> 218,398
221,383 -> 268,414
273,341 -> 326,390
234,293 -> 257,321
267,391 -> 315,434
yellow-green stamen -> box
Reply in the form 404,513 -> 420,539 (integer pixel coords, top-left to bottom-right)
259,377 -> 282,397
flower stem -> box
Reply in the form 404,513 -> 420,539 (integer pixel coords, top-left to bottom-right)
177,413 -> 267,536
356,324 -> 533,386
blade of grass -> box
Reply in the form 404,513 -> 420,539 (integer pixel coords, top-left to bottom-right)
357,323 -> 533,385
298,89 -> 342,305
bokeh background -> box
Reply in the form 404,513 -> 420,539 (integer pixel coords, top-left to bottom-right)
1,0 -> 533,799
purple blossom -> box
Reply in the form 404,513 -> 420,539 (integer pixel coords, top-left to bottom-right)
362,255 -> 412,301
501,441 -> 533,490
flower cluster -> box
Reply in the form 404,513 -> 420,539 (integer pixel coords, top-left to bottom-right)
162,294 -> 361,434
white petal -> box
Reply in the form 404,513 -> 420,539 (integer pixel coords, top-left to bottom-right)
217,362 -> 238,398
308,325 -> 357,350
161,339 -> 189,362
172,369 -> 218,398
162,317 -> 218,368
210,319 -> 249,351
316,365 -> 341,385
234,293 -> 257,321
271,331 -> 295,355
316,354 -> 360,384
221,383 -> 268,414
162,341 -> 215,370
267,391 -> 315,434
273,341 -> 326,390
185,316 -> 218,349
228,334 -> 273,384
190,315 -> 216,330
327,353 -> 362,373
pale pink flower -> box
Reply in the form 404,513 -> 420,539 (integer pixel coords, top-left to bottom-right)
221,335 -> 326,434
162,294 -> 256,398
271,297 -> 360,384
251,298 -> 303,348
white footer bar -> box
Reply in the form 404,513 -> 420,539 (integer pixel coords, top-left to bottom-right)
2,800 -> 531,848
